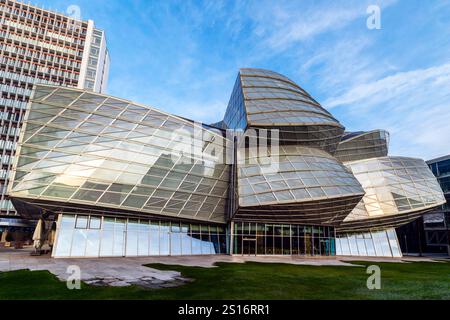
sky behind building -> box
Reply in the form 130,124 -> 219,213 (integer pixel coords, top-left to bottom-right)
32,0 -> 450,160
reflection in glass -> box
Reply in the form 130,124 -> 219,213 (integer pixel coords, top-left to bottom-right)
71,229 -> 87,256
54,220 -> 73,257
100,229 -> 114,257
150,230 -> 160,255
336,228 -> 402,258
85,230 -> 100,257
181,233 -> 192,255
159,222 -> 170,255
171,232 -> 181,255
192,234 -> 202,254
113,219 -> 126,257
201,233 -> 212,254
53,214 -> 227,257
231,222 -> 335,256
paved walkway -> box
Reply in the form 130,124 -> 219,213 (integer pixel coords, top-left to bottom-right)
0,248 -> 446,288
0,248 -> 188,288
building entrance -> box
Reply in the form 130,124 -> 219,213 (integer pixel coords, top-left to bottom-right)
232,222 -> 336,256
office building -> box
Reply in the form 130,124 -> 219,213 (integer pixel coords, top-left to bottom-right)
0,0 -> 109,230
6,68 -> 445,258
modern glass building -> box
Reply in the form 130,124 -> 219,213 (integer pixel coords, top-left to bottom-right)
425,156 -> 450,254
397,155 -> 450,256
6,68 -> 446,258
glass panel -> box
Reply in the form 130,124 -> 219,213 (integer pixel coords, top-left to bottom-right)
98,192 -> 128,205
122,195 -> 147,208
320,238 -> 330,256
257,236 -> 265,255
371,231 -> 384,256
348,235 -> 358,255
71,229 -> 87,257
72,189 -> 103,202
282,236 -> 291,255
60,214 -> 76,229
274,236 -> 282,255
192,234 -> 202,254
100,229 -> 114,257
113,219 -> 126,256
365,234 -> 376,256
149,223 -> 160,256
298,236 -> 305,255
159,222 -> 170,255
313,235 -> 321,255
379,231 -> 392,257
387,229 -> 402,258
329,238 -> 336,256
89,216 -> 101,229
171,233 -> 181,255
305,231 -> 313,255
290,236 -> 298,255
138,231 -> 150,256
201,233 -> 212,254
356,235 -> 367,256
85,229 -> 100,257
340,236 -> 351,256
53,216 -> 74,257
75,215 -> 88,229
211,234 -> 220,254
335,238 -> 342,255
181,232 -> 192,255
126,220 -> 139,256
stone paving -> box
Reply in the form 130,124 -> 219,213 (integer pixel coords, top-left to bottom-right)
0,248 -> 189,288
0,247 -> 445,289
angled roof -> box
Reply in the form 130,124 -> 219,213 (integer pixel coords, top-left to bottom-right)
238,68 -> 343,128
221,68 -> 345,153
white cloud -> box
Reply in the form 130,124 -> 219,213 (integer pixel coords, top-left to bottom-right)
249,0 -> 397,51
298,36 -> 385,95
325,62 -> 450,159
265,7 -> 361,50
325,63 -> 450,108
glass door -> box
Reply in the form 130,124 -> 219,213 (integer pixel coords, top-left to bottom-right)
242,237 -> 257,255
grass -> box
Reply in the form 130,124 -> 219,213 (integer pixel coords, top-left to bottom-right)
0,260 -> 449,300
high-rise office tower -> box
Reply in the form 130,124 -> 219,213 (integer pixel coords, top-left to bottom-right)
0,0 -> 110,224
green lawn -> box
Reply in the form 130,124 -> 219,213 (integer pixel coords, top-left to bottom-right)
0,260 -> 449,300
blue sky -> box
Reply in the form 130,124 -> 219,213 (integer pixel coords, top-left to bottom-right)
37,0 -> 450,160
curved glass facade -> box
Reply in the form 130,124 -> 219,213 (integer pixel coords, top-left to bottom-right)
339,156 -> 446,232
238,145 -> 363,207
223,68 -> 345,153
7,68 -> 446,258
10,86 -> 230,224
